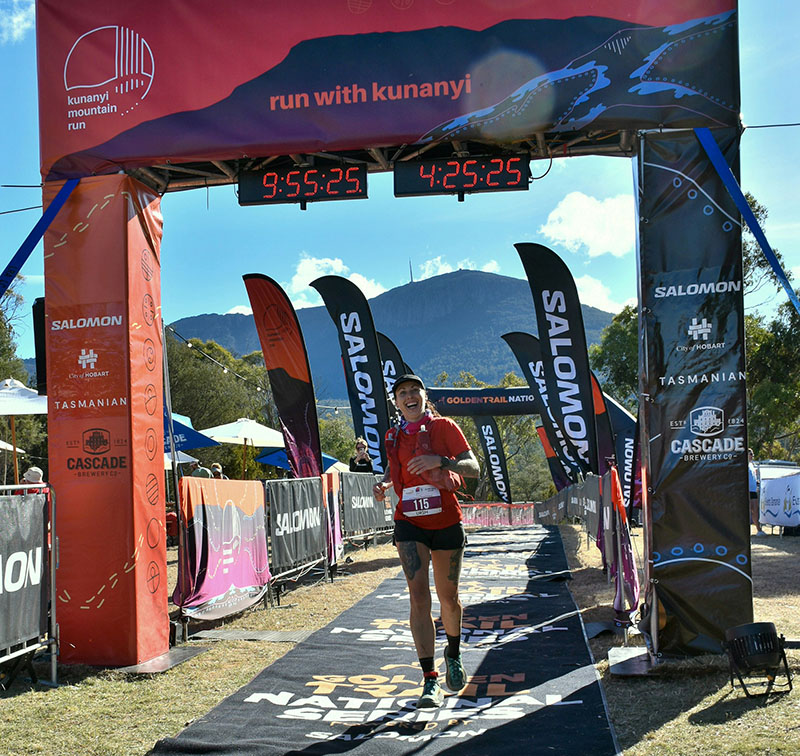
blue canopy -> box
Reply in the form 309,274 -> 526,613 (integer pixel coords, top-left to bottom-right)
256,447 -> 340,471
164,409 -> 221,452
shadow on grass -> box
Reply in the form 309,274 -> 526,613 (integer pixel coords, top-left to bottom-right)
688,686 -> 788,726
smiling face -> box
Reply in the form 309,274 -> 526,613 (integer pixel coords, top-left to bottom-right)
394,380 -> 426,423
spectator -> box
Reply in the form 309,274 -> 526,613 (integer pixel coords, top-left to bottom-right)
211,462 -> 229,480
189,460 -> 212,478
349,437 -> 373,473
748,449 -> 765,536
23,466 -> 44,485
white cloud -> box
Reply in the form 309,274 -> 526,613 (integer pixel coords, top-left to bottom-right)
283,254 -> 385,309
539,191 -> 635,258
225,305 -> 252,316
0,0 -> 34,44
418,256 -> 500,279
574,274 -> 635,313
419,256 -> 453,279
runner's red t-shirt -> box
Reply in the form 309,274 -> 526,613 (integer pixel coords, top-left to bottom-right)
391,417 -> 470,529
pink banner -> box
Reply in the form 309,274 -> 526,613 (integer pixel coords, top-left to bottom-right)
174,478 -> 270,620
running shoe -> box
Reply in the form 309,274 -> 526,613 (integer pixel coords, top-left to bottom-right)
443,647 -> 467,692
417,675 -> 443,708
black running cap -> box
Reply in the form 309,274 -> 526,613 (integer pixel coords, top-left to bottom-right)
392,373 -> 425,395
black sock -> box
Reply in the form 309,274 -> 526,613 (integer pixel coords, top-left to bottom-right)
446,633 -> 461,658
420,656 -> 436,676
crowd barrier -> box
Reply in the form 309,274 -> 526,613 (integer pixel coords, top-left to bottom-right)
0,484 -> 57,688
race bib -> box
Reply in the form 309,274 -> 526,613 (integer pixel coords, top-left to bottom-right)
401,484 -> 442,517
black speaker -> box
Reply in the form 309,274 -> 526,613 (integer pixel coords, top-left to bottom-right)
32,297 -> 46,396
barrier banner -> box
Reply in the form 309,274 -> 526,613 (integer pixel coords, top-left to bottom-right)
503,331 -> 581,483
516,243 -> 599,476
340,472 -> 384,534
537,426 -> 572,492
428,386 -> 539,417
37,1 -> 737,181
0,494 -> 48,650
321,472 -> 343,567
604,395 -> 637,512
44,174 -> 167,665
312,276 -> 390,475
473,415 -> 512,504
638,128 -> 751,654
267,478 -> 326,576
173,478 -> 270,620
761,473 -> 800,528
244,275 -> 322,478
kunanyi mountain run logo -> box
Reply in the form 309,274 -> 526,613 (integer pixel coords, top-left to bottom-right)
63,25 -> 154,131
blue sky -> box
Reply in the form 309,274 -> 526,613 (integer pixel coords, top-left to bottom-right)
2,1 -> 798,360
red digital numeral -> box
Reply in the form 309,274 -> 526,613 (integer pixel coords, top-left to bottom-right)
326,167 -> 344,194
262,172 -> 278,199
345,166 -> 361,194
462,159 -> 478,189
285,170 -> 301,198
442,160 -> 461,189
303,169 -> 319,197
506,157 -> 522,185
419,164 -> 436,189
486,158 -> 504,187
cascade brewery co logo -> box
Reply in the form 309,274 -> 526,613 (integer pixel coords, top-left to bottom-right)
669,405 -> 745,461
68,428 -> 128,476
64,25 -> 154,132
83,427 -> 110,454
689,406 -> 725,437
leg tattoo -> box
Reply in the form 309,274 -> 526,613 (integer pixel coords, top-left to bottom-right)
448,549 -> 463,583
398,541 -> 423,581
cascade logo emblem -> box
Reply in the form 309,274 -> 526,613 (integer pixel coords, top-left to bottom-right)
83,428 -> 111,454
689,406 -> 724,437
64,26 -> 154,130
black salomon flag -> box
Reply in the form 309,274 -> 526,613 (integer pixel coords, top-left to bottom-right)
536,426 -> 572,491
604,394 -> 637,512
473,415 -> 512,504
501,331 -> 580,484
516,243 -> 599,475
311,276 -> 390,474
377,331 -> 410,423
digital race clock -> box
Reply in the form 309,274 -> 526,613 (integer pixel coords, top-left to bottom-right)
393,155 -> 530,198
238,164 -> 368,207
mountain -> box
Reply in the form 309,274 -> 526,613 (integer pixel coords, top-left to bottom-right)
171,270 -> 613,399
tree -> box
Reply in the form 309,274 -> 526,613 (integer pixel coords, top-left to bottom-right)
588,304 -> 637,412
742,192 -> 792,303
0,282 -> 47,483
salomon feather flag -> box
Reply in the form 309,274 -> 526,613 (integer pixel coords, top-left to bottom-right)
377,332 -> 412,398
311,276 -> 390,474
516,243 -> 599,475
473,415 -> 513,503
536,425 -> 571,491
502,331 -> 581,484
243,274 -> 322,478
591,372 -> 616,476
604,394 -> 637,512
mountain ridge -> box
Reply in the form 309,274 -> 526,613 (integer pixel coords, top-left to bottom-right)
170,269 -> 613,399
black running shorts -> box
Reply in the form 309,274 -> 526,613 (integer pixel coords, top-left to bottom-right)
393,519 -> 466,550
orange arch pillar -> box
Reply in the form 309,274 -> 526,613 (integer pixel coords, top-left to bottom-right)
43,174 -> 168,665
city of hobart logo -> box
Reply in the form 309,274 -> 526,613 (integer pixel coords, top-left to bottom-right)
82,428 -> 110,455
64,25 -> 154,131
689,406 -> 725,437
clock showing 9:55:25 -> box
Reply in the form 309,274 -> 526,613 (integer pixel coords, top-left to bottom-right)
393,155 -> 531,198
238,164 -> 368,206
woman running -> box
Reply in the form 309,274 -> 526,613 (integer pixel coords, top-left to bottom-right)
373,373 -> 479,708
